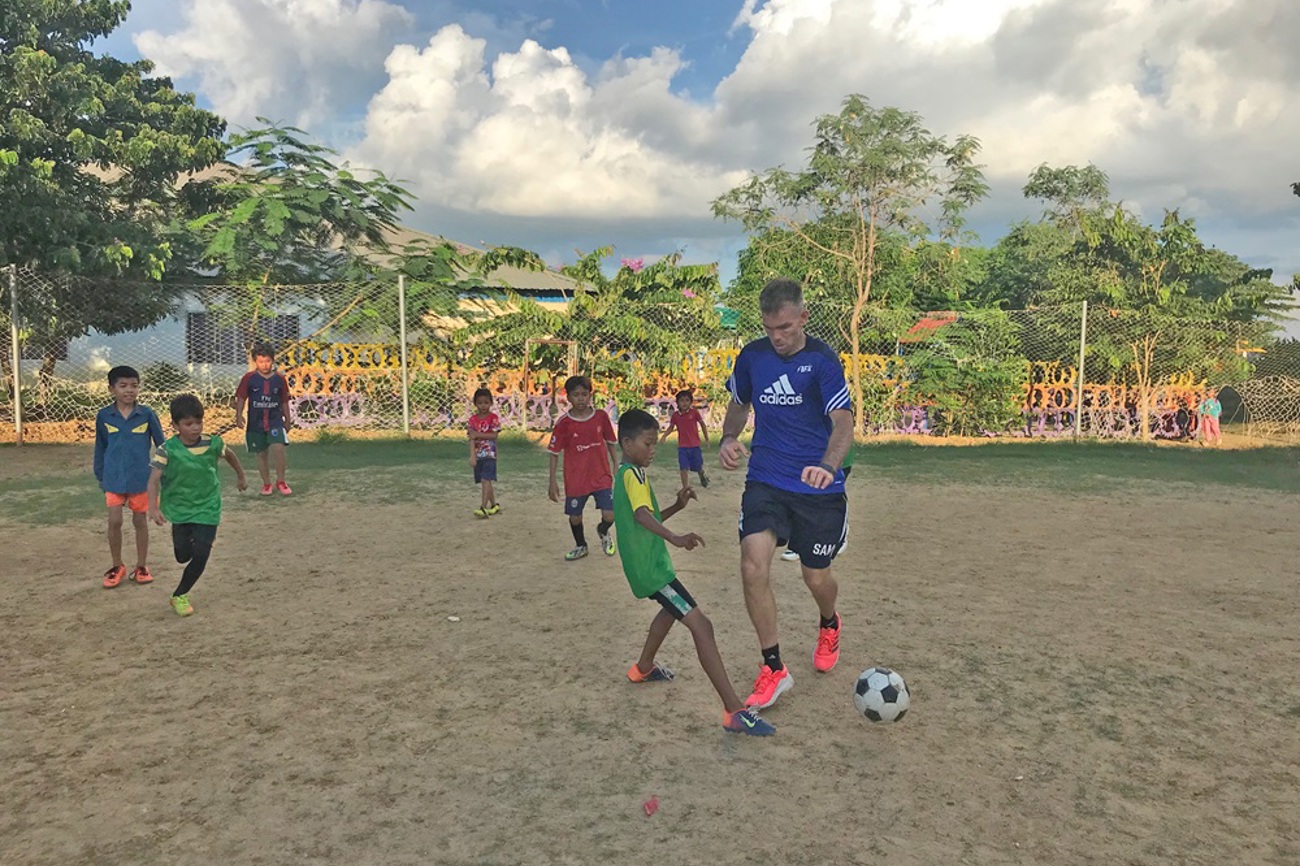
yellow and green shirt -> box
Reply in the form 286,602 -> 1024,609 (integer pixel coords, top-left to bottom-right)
612,463 -> 675,598
150,434 -> 226,525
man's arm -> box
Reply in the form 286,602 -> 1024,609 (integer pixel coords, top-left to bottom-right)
548,452 -> 561,502
148,410 -> 165,446
718,400 -> 751,470
278,376 -> 292,430
146,466 -> 165,525
819,409 -> 853,470
233,375 -> 248,426
697,411 -> 709,443
659,414 -> 676,443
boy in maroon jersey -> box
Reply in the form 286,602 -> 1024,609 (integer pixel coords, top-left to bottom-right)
234,343 -> 293,496
547,375 -> 618,561
660,388 -> 710,490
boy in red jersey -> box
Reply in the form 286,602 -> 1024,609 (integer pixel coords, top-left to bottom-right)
660,388 -> 710,490
468,387 -> 502,518
547,375 -> 618,561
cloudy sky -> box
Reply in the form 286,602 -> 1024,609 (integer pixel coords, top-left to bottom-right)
101,0 -> 1300,289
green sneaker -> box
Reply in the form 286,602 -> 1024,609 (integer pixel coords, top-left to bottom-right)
564,545 -> 589,561
170,594 -> 194,617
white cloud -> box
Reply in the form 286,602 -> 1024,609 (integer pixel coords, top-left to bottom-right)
134,0 -> 414,127
133,0 -> 1300,279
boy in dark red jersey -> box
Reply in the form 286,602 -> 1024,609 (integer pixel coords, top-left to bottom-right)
234,343 -> 293,496
660,388 -> 710,490
547,375 -> 618,561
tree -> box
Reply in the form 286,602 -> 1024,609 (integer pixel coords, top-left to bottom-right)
712,94 -> 989,432
186,123 -> 416,352
0,0 -> 225,388
1023,163 -> 1112,231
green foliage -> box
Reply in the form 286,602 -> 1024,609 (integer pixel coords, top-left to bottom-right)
188,122 -> 413,284
460,249 -> 724,384
139,361 -> 189,392
0,0 -> 226,365
904,311 -> 1026,436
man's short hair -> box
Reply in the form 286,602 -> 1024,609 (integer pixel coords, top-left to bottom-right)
107,366 -> 140,387
250,343 -> 275,360
564,375 -> 592,395
759,278 -> 805,315
169,394 -> 205,423
618,408 -> 659,443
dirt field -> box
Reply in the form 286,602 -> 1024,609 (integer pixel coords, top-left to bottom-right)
3,444 -> 1299,866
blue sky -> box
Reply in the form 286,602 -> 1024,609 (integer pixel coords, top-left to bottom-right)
99,0 -> 1300,298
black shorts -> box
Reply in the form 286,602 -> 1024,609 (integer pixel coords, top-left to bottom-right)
649,579 -> 698,620
473,458 -> 497,483
739,481 -> 847,570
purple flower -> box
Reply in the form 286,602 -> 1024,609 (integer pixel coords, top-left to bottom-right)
682,289 -> 697,299
621,257 -> 644,273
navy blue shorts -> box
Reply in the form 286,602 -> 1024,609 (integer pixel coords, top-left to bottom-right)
473,458 -> 497,483
565,487 -> 613,516
677,445 -> 704,472
739,481 -> 847,570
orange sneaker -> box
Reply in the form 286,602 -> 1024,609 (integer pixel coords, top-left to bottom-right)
813,613 -> 841,673
626,662 -> 675,683
130,566 -> 154,585
102,565 -> 126,589
744,664 -> 793,709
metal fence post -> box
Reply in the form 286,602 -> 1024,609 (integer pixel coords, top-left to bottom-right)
398,275 -> 411,437
1073,299 -> 1088,438
8,265 -> 22,446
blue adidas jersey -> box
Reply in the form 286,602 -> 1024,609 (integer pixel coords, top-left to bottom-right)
727,336 -> 851,494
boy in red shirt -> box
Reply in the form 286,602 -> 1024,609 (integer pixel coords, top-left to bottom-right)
547,375 -> 618,561
468,387 -> 502,518
660,388 -> 710,490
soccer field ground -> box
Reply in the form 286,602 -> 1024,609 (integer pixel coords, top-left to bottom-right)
3,439 -> 1298,866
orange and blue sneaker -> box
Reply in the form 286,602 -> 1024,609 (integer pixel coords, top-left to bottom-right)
724,708 -> 776,736
102,565 -> 126,589
130,566 -> 154,585
813,613 -> 842,673
627,662 -> 676,683
744,664 -> 793,709
170,594 -> 194,617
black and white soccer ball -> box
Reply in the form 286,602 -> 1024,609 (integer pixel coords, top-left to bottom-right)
853,666 -> 910,722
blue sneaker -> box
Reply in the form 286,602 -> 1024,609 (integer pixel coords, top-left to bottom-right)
627,662 -> 676,683
723,708 -> 776,736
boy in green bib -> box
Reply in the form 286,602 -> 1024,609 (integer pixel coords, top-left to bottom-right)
147,395 -> 248,617
612,409 -> 774,736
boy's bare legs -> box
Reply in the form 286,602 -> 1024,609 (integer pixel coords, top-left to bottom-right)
680,609 -> 746,713
269,443 -> 287,483
740,531 -> 780,649
256,451 -> 272,487
635,608 -> 676,675
679,468 -> 690,490
107,505 -> 125,567
132,510 -> 149,568
481,479 -> 495,510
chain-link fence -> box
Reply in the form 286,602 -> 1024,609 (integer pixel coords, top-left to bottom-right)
4,264 -> 1299,444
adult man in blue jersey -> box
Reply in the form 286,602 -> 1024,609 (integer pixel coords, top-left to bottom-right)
719,278 -> 854,710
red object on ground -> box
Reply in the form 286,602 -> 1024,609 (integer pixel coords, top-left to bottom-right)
643,796 -> 659,817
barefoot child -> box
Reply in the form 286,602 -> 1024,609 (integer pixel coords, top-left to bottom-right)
547,375 -> 618,561
234,343 -> 292,495
148,395 -> 248,617
614,409 -> 775,736
1197,387 -> 1222,446
94,366 -> 165,587
468,387 -> 502,518
660,388 -> 710,490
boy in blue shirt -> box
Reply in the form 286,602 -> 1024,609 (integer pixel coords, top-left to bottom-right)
93,365 -> 165,588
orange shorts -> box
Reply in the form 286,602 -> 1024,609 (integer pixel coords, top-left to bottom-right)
105,491 -> 149,513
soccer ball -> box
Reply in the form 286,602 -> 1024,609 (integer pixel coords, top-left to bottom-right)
853,667 -> 910,722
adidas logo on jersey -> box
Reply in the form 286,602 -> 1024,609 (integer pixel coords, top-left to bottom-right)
759,374 -> 804,406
